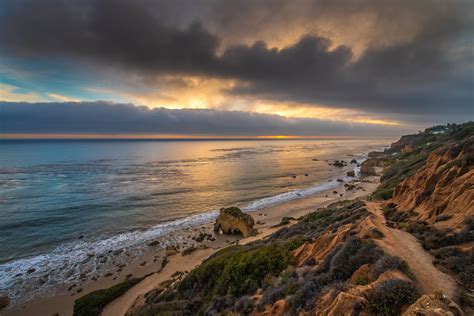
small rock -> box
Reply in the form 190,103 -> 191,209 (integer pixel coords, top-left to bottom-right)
112,249 -> 123,255
68,283 -> 77,291
165,246 -> 178,256
148,240 -> 160,246
333,161 -> 345,167
346,170 -> 355,177
139,261 -> 147,266
78,235 -> 84,239
27,268 -> 36,274
337,179 -> 344,182
0,294 -> 10,309
182,246 -> 196,256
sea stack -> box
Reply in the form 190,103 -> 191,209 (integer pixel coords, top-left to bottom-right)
214,207 -> 255,237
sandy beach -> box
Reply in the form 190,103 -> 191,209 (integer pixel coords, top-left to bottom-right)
3,176 -> 379,316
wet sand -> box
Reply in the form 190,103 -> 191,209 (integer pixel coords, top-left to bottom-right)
3,176 -> 379,316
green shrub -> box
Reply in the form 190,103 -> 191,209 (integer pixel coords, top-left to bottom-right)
272,216 -> 295,227
73,277 -> 143,316
460,289 -> 473,308
372,188 -> 394,200
355,275 -> 369,285
366,279 -> 420,316
179,237 -> 304,300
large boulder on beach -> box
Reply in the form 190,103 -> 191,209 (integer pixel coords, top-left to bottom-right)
360,158 -> 384,176
214,207 -> 255,237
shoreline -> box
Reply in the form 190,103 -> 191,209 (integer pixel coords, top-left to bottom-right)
3,175 -> 379,316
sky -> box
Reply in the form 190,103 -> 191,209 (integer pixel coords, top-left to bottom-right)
0,0 -> 473,137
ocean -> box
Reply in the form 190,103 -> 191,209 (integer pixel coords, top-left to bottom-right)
0,138 -> 389,303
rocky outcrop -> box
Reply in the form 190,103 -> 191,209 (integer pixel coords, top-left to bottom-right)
393,136 -> 474,228
360,158 -> 384,176
214,207 -> 255,237
403,294 -> 464,316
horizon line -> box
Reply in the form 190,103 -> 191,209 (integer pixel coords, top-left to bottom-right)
0,133 -> 398,140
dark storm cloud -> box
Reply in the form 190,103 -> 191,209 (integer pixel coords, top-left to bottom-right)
0,0 -> 472,118
0,0 -> 219,73
0,101 -> 407,136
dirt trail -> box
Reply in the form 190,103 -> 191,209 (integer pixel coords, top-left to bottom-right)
365,201 -> 457,299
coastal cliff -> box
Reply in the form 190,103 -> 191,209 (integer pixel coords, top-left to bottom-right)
392,136 -> 473,228
73,122 -> 473,316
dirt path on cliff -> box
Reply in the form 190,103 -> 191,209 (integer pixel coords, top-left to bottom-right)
365,201 -> 457,299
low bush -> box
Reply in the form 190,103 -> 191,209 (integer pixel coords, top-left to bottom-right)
366,279 -> 420,316
289,237 -> 383,311
371,255 -> 414,280
355,275 -> 369,285
178,237 -> 305,307
73,277 -> 143,316
272,216 -> 295,227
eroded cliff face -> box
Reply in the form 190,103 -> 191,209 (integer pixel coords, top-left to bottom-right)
393,136 -> 474,229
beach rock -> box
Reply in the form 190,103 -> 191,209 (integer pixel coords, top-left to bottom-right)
0,294 -> 10,310
346,170 -> 355,177
165,246 -> 178,256
312,158 -> 319,161
195,233 -> 207,242
337,179 -> 344,182
333,160 -> 346,167
360,158 -> 384,176
344,184 -> 356,190
350,159 -> 357,164
182,246 -> 196,256
27,268 -> 36,274
214,207 -> 255,238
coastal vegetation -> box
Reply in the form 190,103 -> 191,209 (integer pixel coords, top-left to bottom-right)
73,277 -> 144,316
72,122 -> 472,315
124,201 -> 419,315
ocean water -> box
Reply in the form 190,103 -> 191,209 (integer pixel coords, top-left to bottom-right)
0,138 -> 389,303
